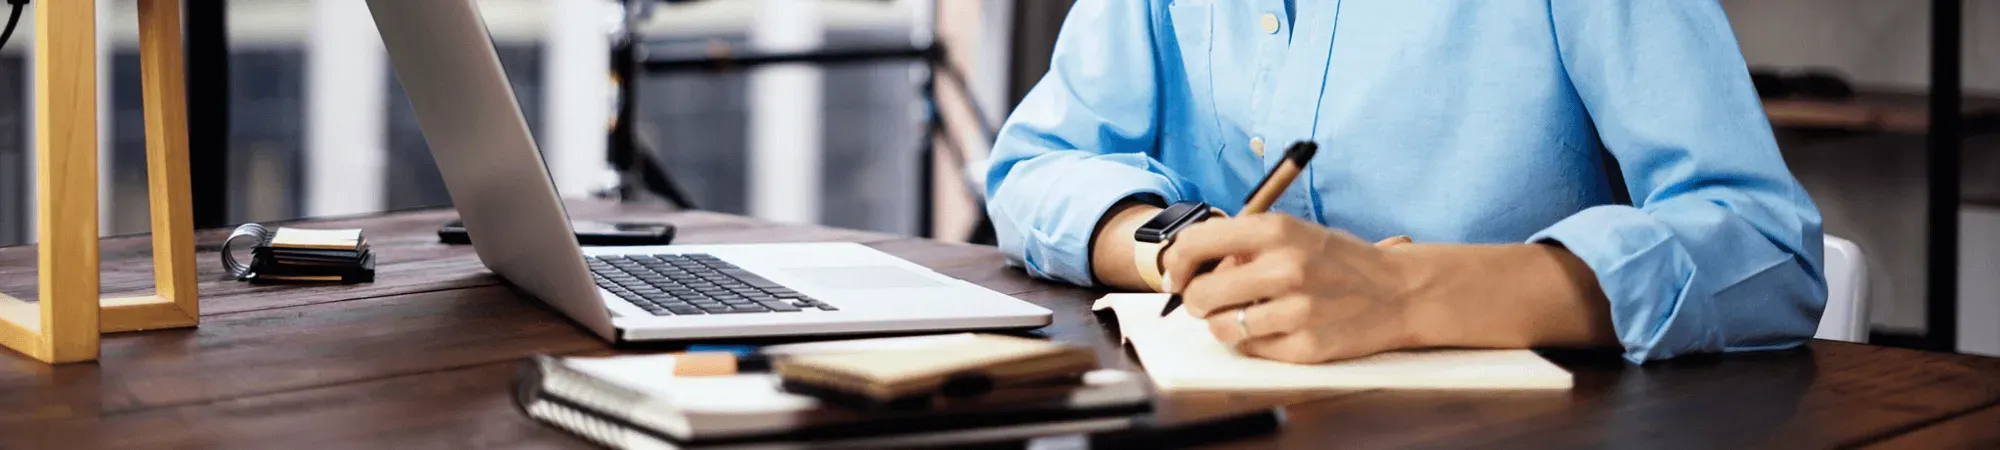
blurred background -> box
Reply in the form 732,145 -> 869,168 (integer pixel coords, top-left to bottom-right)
0,1 -> 1995,354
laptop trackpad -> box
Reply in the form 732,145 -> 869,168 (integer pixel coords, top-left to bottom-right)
781,266 -> 945,290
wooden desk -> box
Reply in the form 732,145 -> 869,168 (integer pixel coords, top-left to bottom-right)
3,202 -> 1998,449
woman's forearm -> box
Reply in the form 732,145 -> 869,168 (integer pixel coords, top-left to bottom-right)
1396,243 -> 1621,350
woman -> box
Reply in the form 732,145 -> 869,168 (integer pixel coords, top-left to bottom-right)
984,0 -> 1824,364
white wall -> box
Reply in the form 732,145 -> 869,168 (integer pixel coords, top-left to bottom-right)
540,0 -> 612,199
306,0 -> 388,217
746,0 -> 826,224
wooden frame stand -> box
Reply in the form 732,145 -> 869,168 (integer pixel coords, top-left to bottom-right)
0,0 -> 199,364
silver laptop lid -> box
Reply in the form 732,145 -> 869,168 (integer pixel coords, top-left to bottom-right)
366,0 -> 615,339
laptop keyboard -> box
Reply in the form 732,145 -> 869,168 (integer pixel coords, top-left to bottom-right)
587,253 -> 838,316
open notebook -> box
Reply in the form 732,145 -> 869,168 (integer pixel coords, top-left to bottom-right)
1094,294 -> 1573,392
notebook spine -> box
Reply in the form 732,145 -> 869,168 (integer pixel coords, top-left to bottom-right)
518,356 -> 662,449
517,355 -> 696,442
523,396 -> 636,449
544,363 -> 665,425
517,357 -> 706,450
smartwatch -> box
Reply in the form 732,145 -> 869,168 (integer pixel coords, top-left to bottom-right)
1132,201 -> 1215,292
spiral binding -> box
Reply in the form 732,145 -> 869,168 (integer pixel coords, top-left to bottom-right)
526,400 -> 631,449
220,223 -> 268,280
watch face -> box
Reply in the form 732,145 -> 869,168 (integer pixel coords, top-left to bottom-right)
1136,202 -> 1210,243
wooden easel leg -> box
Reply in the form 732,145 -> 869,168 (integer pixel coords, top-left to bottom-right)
99,0 -> 200,333
2,0 -> 201,364
0,294 -> 43,360
34,0 -> 102,363
136,0 -> 199,319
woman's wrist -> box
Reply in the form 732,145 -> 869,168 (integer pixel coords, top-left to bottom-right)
1389,243 -> 1618,350
1089,201 -> 1163,291
1387,244 -> 1464,349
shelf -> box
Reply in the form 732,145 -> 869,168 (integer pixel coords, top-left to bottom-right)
1763,89 -> 2000,134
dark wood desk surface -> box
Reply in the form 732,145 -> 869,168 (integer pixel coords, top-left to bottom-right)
3,202 -> 1998,449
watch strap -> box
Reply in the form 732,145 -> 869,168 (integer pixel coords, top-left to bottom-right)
1133,239 -> 1167,292
1131,205 -> 1227,293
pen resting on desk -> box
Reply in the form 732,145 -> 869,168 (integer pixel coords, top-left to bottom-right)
1094,294 -> 1573,392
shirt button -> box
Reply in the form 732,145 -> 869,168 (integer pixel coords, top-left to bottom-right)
1250,137 -> 1266,156
1260,14 -> 1280,34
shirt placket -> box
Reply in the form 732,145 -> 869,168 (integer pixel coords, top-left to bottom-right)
1258,0 -> 1338,221
1246,0 -> 1288,145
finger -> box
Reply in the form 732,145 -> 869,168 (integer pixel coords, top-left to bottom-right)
1162,216 -> 1293,292
1180,255 -> 1306,317
1161,255 -> 1244,294
1374,235 -> 1412,248
1204,296 -> 1313,343
1243,326 -> 1401,364
1214,254 -> 1246,270
1233,332 -> 1325,364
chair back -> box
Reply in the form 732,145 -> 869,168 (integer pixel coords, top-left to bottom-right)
1816,235 -> 1869,342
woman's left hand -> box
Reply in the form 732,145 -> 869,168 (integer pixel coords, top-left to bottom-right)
1160,214 -> 1426,363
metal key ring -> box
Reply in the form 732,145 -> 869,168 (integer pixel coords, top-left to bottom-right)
221,223 -> 268,280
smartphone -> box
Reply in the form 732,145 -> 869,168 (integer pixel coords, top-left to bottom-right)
437,220 -> 676,246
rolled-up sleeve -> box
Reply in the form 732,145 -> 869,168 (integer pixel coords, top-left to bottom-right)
985,0 -> 1190,286
1538,0 -> 1827,363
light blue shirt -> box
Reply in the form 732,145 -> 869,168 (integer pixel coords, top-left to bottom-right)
984,0 -> 1826,363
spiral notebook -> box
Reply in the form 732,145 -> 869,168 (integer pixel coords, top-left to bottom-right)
514,353 -> 1151,449
1093,294 -> 1574,392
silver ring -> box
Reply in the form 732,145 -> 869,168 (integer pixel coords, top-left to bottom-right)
1235,307 -> 1250,340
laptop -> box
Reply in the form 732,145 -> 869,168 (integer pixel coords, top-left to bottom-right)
364,0 -> 1052,342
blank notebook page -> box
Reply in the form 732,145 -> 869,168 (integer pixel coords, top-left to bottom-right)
1094,293 -> 1573,392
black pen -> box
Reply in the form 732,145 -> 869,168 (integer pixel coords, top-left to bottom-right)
1161,142 -> 1318,317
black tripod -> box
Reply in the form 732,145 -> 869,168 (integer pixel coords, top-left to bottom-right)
609,0 -> 701,209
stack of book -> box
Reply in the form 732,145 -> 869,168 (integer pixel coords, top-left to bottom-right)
515,335 -> 1153,449
240,227 -> 376,283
